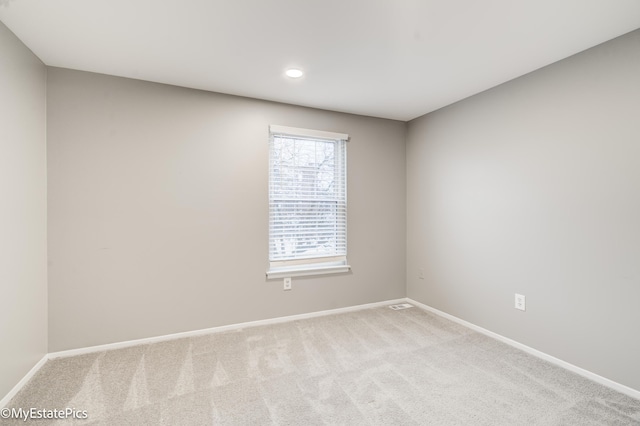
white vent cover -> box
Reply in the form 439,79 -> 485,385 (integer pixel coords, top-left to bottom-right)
388,303 -> 413,310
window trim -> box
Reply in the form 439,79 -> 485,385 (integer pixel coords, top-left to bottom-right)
266,125 -> 350,279
266,261 -> 351,279
268,125 -> 348,143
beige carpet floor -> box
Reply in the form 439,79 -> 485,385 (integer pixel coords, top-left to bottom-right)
3,305 -> 640,425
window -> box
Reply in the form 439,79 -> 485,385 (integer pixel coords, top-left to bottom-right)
267,125 -> 350,278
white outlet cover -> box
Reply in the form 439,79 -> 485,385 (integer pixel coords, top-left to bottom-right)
515,294 -> 526,311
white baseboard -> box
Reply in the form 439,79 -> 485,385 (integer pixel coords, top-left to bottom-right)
48,298 -> 407,359
406,298 -> 640,401
0,354 -> 49,409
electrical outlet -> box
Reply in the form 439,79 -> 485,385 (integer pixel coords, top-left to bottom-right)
418,268 -> 425,279
283,277 -> 292,291
515,294 -> 526,311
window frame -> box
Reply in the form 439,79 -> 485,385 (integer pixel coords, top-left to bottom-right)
266,125 -> 351,279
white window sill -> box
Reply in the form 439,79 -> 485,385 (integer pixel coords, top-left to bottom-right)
266,263 -> 351,279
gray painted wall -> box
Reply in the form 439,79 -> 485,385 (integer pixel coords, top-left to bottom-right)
407,29 -> 640,391
47,68 -> 406,352
0,22 -> 48,399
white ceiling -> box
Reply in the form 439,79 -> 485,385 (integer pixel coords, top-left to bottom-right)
1,1 -> 640,121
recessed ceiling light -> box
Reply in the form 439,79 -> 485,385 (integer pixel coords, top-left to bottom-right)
285,68 -> 304,78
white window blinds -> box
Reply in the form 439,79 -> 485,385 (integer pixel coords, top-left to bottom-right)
268,125 -> 348,275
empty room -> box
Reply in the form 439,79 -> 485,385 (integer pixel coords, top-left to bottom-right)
1,1 -> 639,424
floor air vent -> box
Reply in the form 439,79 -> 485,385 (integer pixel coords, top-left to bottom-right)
389,303 -> 413,310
